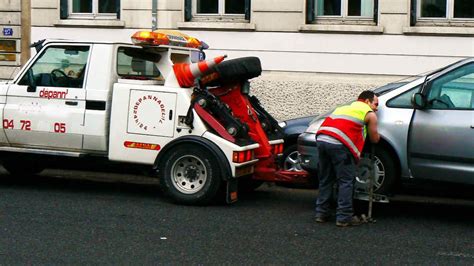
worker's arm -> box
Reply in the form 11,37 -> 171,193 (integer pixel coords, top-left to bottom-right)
365,112 -> 380,143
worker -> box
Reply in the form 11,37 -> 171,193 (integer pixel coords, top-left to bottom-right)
60,59 -> 77,78
314,90 -> 380,227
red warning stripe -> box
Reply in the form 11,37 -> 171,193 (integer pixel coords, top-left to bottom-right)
124,141 -> 161,150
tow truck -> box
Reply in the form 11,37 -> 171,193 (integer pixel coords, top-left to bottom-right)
0,30 -> 309,205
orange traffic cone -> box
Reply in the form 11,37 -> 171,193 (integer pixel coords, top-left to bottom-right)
173,55 -> 227,87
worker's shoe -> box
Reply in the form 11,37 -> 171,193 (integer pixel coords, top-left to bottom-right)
315,216 -> 327,223
336,216 -> 362,227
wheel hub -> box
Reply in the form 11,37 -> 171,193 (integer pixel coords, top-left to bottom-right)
355,156 -> 385,192
184,166 -> 199,181
171,155 -> 208,194
284,150 -> 303,172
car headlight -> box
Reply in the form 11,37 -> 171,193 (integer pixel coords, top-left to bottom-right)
305,118 -> 325,133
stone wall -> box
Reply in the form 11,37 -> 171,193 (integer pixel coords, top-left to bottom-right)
250,71 -> 402,121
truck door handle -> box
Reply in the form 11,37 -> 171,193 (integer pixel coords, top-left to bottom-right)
65,101 -> 78,106
169,110 -> 173,120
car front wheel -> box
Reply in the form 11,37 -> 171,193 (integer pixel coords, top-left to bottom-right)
355,146 -> 398,195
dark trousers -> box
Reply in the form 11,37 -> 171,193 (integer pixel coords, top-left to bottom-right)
315,141 -> 357,222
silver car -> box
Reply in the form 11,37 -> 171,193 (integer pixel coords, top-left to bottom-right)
298,58 -> 474,196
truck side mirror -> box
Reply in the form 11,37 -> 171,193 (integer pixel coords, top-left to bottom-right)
27,85 -> 37,92
412,92 -> 426,109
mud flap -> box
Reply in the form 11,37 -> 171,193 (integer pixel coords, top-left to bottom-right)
226,179 -> 239,204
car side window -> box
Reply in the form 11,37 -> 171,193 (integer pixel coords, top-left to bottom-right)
386,85 -> 421,108
18,45 -> 90,89
426,63 -> 474,110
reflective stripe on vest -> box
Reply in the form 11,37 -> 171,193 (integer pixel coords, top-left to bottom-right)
318,126 -> 361,158
316,101 -> 372,160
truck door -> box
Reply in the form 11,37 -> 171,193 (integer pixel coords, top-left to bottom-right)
408,62 -> 474,184
4,44 -> 90,150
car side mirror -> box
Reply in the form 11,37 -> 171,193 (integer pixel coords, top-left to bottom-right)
412,92 -> 426,109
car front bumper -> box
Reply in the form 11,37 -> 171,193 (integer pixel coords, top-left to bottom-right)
297,132 -> 319,173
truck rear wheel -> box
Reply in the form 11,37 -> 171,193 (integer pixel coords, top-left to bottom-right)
161,144 -> 222,205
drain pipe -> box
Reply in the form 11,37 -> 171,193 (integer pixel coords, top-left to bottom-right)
152,0 -> 158,30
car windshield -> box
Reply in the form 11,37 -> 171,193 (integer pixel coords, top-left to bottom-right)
374,82 -> 409,95
373,58 -> 468,96
309,58 -> 470,125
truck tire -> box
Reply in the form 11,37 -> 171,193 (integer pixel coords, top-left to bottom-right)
161,144 -> 222,205
2,157 -> 45,176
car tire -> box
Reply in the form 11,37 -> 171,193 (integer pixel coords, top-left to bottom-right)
278,143 -> 318,189
2,157 -> 45,176
356,146 -> 398,195
160,144 -> 222,205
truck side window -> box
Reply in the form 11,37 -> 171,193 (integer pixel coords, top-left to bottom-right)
18,45 -> 90,89
117,47 -> 162,81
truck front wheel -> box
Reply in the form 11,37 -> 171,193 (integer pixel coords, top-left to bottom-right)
2,157 -> 45,176
161,144 -> 222,205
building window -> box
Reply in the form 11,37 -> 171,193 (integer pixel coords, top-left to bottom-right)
306,0 -> 378,24
316,0 -> 374,18
195,0 -> 245,15
418,0 -> 474,19
185,0 -> 250,21
70,0 -> 117,18
60,0 -> 120,20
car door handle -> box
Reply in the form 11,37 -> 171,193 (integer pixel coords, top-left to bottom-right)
65,101 -> 78,106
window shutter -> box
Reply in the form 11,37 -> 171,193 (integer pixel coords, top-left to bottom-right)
410,0 -> 417,26
60,0 -> 68,19
306,0 -> 315,23
116,0 -> 121,19
373,0 -> 379,24
185,0 -> 192,21
244,0 -> 251,20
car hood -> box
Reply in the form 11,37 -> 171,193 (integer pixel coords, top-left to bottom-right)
308,81 -> 409,126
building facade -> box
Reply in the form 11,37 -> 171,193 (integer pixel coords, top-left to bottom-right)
0,0 -> 30,82
11,0 -> 474,119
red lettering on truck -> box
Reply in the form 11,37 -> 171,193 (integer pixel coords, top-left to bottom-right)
39,88 -> 68,100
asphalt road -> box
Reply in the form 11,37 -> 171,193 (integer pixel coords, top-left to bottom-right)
0,169 -> 473,264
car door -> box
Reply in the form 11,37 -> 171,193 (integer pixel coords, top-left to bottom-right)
4,44 -> 90,150
408,62 -> 474,184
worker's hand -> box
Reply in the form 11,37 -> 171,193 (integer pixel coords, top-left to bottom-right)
365,112 -> 380,143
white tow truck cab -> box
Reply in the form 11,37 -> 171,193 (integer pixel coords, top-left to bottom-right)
0,31 -> 260,204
